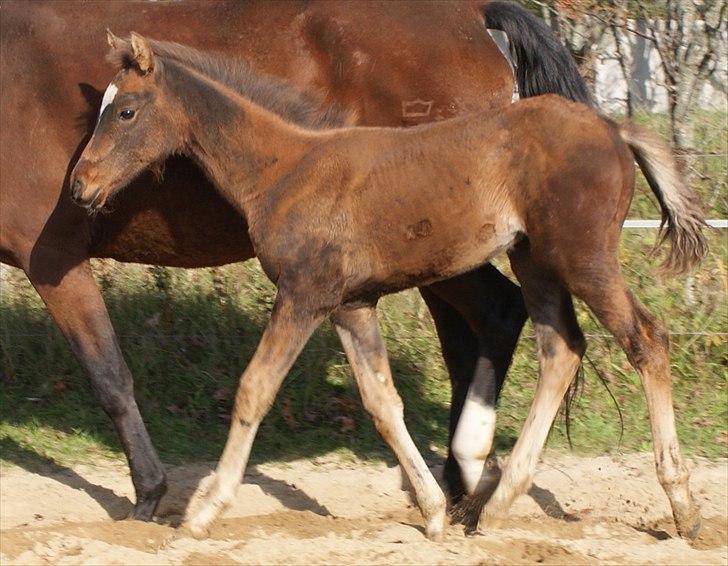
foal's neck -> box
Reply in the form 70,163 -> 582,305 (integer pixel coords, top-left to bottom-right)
166,60 -> 316,210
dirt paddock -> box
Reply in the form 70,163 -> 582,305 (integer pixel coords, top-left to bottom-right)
1,453 -> 726,565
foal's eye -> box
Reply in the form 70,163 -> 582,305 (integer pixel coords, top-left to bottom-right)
119,109 -> 135,121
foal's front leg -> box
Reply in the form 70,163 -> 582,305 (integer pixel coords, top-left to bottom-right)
183,295 -> 323,537
332,306 -> 447,541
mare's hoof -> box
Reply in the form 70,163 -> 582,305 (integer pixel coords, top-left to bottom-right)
127,481 -> 167,521
449,491 -> 489,530
127,495 -> 162,521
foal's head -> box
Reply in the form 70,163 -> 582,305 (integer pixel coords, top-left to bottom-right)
70,32 -> 184,211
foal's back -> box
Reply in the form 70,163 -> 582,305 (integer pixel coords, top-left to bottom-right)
304,95 -> 634,295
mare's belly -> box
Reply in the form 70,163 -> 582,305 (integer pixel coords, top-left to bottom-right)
91,162 -> 255,268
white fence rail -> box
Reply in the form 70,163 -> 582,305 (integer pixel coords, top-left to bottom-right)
624,219 -> 728,228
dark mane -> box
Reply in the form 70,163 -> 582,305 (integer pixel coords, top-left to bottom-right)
110,38 -> 352,129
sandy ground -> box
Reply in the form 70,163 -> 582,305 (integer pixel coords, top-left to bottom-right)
0,452 -> 726,565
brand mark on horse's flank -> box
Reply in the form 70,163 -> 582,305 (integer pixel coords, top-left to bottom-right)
402,99 -> 434,118
98,83 -> 118,121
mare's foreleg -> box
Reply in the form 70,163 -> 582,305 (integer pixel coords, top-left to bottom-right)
27,259 -> 166,519
183,294 -> 322,537
332,306 -> 447,541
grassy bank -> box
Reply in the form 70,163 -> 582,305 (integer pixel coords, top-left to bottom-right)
1,111 -> 726,470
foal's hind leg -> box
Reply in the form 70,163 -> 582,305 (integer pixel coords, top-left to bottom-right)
571,272 -> 701,540
332,306 -> 447,541
183,295 -> 323,537
478,247 -> 585,531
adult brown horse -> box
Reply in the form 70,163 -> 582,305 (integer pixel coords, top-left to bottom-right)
0,0 -> 590,520
70,34 -> 705,540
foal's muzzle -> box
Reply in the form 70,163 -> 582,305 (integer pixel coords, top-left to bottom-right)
70,161 -> 104,212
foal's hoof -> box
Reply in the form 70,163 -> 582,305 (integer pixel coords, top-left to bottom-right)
475,503 -> 508,533
675,507 -> 702,541
181,499 -> 217,539
180,519 -> 210,540
424,507 -> 447,542
181,472 -> 230,539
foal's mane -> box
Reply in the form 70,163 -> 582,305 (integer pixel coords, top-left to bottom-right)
110,38 -> 352,130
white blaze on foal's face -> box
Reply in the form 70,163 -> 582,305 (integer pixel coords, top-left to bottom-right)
98,83 -> 118,122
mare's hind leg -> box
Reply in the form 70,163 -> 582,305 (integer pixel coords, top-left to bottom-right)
27,258 -> 166,520
420,288 -> 479,501
570,271 -> 701,540
478,245 -> 585,530
422,266 -> 527,499
183,294 -> 323,537
332,306 -> 447,541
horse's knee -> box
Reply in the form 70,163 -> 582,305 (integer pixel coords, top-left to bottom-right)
364,390 -> 404,438
623,307 -> 671,374
537,323 -> 585,362
99,391 -> 133,419
644,317 -> 670,356
234,380 -> 274,422
83,358 -> 136,419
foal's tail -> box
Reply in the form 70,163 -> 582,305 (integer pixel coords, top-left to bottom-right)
619,123 -> 708,274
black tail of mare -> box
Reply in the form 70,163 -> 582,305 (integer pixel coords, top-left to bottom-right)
483,1 -> 593,105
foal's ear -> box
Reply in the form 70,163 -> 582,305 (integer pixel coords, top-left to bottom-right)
106,29 -> 123,50
129,32 -> 155,74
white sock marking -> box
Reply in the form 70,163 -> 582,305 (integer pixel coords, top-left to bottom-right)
452,395 -> 497,494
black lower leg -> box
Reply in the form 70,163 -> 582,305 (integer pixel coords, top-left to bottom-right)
29,254 -> 167,520
74,337 -> 167,520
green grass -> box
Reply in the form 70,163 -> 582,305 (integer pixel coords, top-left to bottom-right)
1,111 -> 726,472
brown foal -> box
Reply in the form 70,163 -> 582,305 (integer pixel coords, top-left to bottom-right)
71,34 -> 707,541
